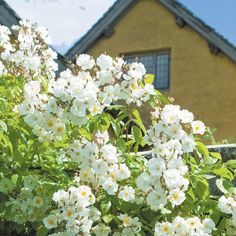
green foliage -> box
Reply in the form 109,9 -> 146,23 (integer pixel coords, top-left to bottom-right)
0,70 -> 235,236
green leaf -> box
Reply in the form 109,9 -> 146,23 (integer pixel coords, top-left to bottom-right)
213,166 -> 234,181
11,174 -> 18,185
100,113 -> 111,131
36,226 -> 49,236
216,179 -> 235,194
132,109 -> 146,133
196,141 -> 209,158
144,74 -> 155,84
79,128 -> 92,140
226,160 -> 236,169
192,176 -> 209,200
132,126 -> 142,143
103,214 -> 114,224
0,120 -> 7,133
210,152 -> 222,161
100,200 -> 111,215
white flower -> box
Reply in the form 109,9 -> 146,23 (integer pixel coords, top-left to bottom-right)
43,214 -> 57,229
66,218 -> 80,235
32,196 -> 44,208
191,120 -> 206,135
117,163 -> 131,180
202,218 -> 216,234
164,124 -> 182,139
108,164 -> 119,181
136,172 -> 152,192
80,217 -> 93,235
118,186 -> 135,202
181,133 -> 195,153
128,62 -> 146,79
218,196 -> 234,214
172,216 -> 189,234
0,61 -> 6,75
155,222 -> 173,235
45,98 -> 59,113
54,123 -> 66,136
161,105 -> 180,125
119,214 -> 133,227
24,81 -> 41,97
167,159 -> 188,175
76,54 -> 94,70
97,69 -> 113,85
63,207 -> 77,220
146,190 -> 167,211
94,131 -> 109,144
100,144 -> 118,164
102,177 -> 118,195
180,109 -> 194,123
89,102 -> 103,115
94,224 -> 111,236
163,169 -> 183,190
77,185 -> 93,203
148,157 -> 166,177
92,159 -> 108,174
44,115 -> 57,130
97,54 -> 113,70
88,207 -> 101,221
168,188 -> 186,207
79,168 -> 94,182
52,189 -> 69,206
186,217 -> 201,230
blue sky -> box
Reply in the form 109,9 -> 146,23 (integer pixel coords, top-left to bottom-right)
6,0 -> 116,54
179,0 -> 236,46
6,0 -> 236,54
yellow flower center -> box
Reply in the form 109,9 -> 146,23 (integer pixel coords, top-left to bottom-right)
92,105 -> 99,113
47,120 -> 54,128
83,171 -> 89,178
130,83 -> 137,91
110,172 -> 116,179
173,193 -> 179,201
163,225 -> 170,232
66,209 -> 73,217
48,219 -> 54,225
123,216 -> 129,225
56,126 -> 64,133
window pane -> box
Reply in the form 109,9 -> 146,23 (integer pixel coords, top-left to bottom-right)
155,53 -> 170,89
124,52 -> 170,90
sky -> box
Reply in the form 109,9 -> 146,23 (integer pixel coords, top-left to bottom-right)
6,0 -> 117,54
5,0 -> 236,55
179,0 -> 236,46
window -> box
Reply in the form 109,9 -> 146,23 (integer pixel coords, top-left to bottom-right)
124,51 -> 170,90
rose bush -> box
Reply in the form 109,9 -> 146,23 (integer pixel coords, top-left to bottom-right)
0,21 -> 235,236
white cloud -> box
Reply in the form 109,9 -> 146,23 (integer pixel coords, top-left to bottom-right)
6,0 -> 117,54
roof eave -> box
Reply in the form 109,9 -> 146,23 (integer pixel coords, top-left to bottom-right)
158,0 -> 236,63
0,1 -> 21,28
65,0 -> 138,61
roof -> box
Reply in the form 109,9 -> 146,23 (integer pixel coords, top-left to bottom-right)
0,1 -> 20,28
66,0 -> 236,64
65,0 -> 138,60
0,0 -> 69,72
159,0 -> 236,63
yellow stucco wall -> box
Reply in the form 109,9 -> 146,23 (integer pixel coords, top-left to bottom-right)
88,0 -> 236,141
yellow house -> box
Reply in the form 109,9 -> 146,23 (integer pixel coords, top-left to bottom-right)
66,0 -> 236,141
